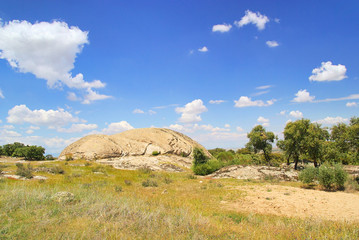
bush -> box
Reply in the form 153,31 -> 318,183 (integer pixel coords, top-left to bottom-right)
152,151 -> 160,156
318,164 -> 335,190
193,148 -> 208,165
193,159 -> 222,176
217,151 -> 235,163
138,166 -> 152,174
124,179 -> 132,186
333,164 -> 347,190
50,166 -> 65,174
344,177 -> 359,192
299,167 -> 318,185
15,163 -> 33,179
45,154 -> 55,160
65,153 -> 73,161
142,179 -> 158,187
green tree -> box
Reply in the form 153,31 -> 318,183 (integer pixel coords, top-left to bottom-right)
247,125 -> 276,163
193,147 -> 208,165
24,146 -> 45,160
3,142 -> 25,156
278,119 -> 310,170
305,123 -> 329,167
0,146 -> 3,156
348,117 -> 359,163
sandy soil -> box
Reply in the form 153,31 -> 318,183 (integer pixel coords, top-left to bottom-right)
223,184 -> 359,222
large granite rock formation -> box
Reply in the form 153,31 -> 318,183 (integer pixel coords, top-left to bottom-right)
58,128 -> 211,171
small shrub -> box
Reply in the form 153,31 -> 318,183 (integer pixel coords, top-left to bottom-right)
38,179 -> 45,183
15,163 -> 33,178
65,153 -> 73,161
124,179 -> 132,186
333,164 -> 347,190
138,166 -> 152,174
187,174 -> 197,179
318,164 -> 335,190
299,167 -> 318,185
142,179 -> 158,187
71,173 -> 82,178
152,151 -> 160,156
50,166 -> 65,174
92,166 -> 106,173
193,159 -> 222,176
344,177 -> 359,193
85,162 -> 92,166
193,148 -> 208,165
45,154 -> 55,160
163,176 -> 173,184
115,185 -> 123,192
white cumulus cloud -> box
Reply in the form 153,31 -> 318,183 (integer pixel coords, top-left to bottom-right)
212,23 -> 232,33
266,40 -> 279,47
7,104 -> 80,127
0,20 -> 111,103
292,89 -> 315,102
236,126 -> 244,132
309,61 -> 347,82
289,110 -> 303,118
257,116 -> 270,127
346,102 -> 358,107
198,46 -> 208,52
234,10 -> 269,30
234,96 -> 275,108
102,121 -> 134,135
315,116 -> 349,125
176,99 -> 208,123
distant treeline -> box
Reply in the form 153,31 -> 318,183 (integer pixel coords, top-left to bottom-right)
0,142 -> 52,160
194,116 -> 359,175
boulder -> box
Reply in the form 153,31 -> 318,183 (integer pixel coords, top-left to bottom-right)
58,128 -> 211,163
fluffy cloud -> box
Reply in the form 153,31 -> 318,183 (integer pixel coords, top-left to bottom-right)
234,96 -> 275,107
234,10 -> 269,30
43,136 -> 80,151
57,123 -> 98,133
346,102 -> 358,107
212,23 -> 232,33
176,99 -> 208,123
224,124 -> 230,128
280,110 -> 286,115
0,20 -> 111,103
82,88 -> 112,104
257,116 -> 269,127
7,104 -> 80,127
102,121 -> 134,134
133,109 -> 145,114
289,110 -> 303,118
26,125 -> 40,134
209,100 -> 226,104
0,88 -> 4,99
292,89 -> 315,102
198,46 -> 208,52
309,61 -> 347,82
266,40 -> 279,47
315,116 -> 349,125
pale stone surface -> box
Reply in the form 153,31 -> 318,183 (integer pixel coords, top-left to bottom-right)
208,165 -> 298,181
51,191 -> 75,203
58,128 -> 211,162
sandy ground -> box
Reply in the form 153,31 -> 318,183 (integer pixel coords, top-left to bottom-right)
223,184 -> 359,222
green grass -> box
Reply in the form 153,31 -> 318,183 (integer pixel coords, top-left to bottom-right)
0,159 -> 358,239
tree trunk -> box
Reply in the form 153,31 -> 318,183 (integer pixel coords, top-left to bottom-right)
314,158 -> 318,167
294,155 -> 299,170
286,152 -> 292,165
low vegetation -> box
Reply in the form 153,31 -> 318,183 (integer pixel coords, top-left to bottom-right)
0,159 -> 358,239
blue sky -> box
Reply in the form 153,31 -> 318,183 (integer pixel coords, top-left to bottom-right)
0,0 -> 358,155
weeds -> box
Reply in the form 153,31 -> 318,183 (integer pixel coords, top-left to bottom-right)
142,179 -> 158,187
15,163 -> 33,178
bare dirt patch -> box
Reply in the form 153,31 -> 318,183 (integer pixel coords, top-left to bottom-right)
223,184 -> 359,222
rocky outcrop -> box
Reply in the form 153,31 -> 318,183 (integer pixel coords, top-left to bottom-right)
208,165 -> 298,181
58,128 -> 211,162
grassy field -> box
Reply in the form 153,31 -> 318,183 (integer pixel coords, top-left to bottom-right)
0,159 -> 358,239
